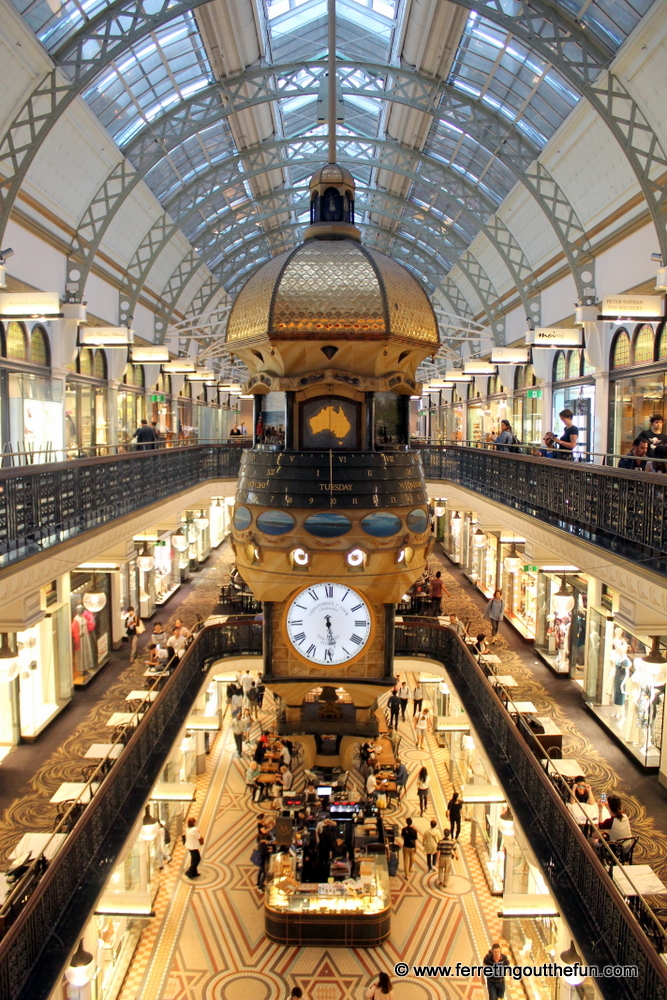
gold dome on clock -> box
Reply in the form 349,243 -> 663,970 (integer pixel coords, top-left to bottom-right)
226,238 -> 439,347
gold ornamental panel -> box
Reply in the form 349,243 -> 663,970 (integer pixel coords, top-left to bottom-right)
365,248 -> 439,346
226,250 -> 291,343
270,241 -> 386,337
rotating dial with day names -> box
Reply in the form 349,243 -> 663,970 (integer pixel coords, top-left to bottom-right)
284,583 -> 373,666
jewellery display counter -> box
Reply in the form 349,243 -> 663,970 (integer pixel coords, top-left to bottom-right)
265,853 -> 390,946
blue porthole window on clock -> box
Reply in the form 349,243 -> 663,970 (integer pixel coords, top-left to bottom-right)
303,511 -> 352,538
406,508 -> 428,533
361,512 -> 402,537
233,506 -> 252,530
257,510 -> 296,536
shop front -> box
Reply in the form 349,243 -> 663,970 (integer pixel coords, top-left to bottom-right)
70,572 -> 112,686
65,348 -> 109,454
609,322 -> 667,456
496,540 -> 535,640
512,364 -> 542,449
534,571 -> 588,680
150,373 -> 172,441
466,528 -> 500,598
117,364 -> 146,447
584,604 -> 666,768
551,350 -> 595,456
3,323 -> 63,457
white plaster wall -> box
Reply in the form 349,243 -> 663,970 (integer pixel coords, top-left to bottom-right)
83,273 -> 118,325
0,0 -> 52,137
4,220 -> 65,292
449,265 -> 483,315
174,266 -> 210,316
611,1 -> 667,154
469,235 -> 514,300
505,304 -> 528,345
498,186 -> 559,271
595,223 -> 658,297
146,232 -> 195,295
132,302 -> 156,342
540,273 -> 578,326
101,192 -> 164,267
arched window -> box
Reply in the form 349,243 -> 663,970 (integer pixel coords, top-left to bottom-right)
633,324 -> 654,364
554,351 -> 566,381
567,351 -> 581,380
6,321 -> 28,360
123,363 -> 144,387
30,325 -> 50,366
524,363 -> 536,387
611,329 -> 631,368
181,381 -> 192,398
94,349 -> 107,380
78,347 -> 94,376
658,323 -> 667,359
488,374 -> 499,395
582,355 -> 595,375
514,366 -> 525,390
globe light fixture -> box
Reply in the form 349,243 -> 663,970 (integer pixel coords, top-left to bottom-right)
498,808 -> 514,837
195,510 -> 209,531
396,546 -> 413,565
140,803 -> 159,841
552,576 -> 575,616
560,941 -> 586,986
633,636 -> 666,673
503,543 -> 522,574
450,512 -> 461,535
187,521 -> 200,544
473,529 -> 487,548
172,530 -> 189,552
82,573 -> 107,613
434,504 -> 445,517
64,938 -> 95,987
136,543 -> 155,573
0,633 -> 20,683
346,548 -> 366,567
291,547 -> 309,567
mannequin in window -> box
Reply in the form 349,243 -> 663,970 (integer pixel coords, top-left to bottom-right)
624,664 -> 642,746
610,650 -> 630,724
637,658 -> 667,752
71,603 -> 96,678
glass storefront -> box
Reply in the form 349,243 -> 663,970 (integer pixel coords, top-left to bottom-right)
65,381 -> 108,453
8,372 -> 63,455
117,389 -> 146,447
552,383 -> 595,457
154,536 -> 180,607
611,371 -> 667,456
70,572 -> 112,685
17,605 -> 71,739
584,611 -> 665,767
534,573 -> 588,679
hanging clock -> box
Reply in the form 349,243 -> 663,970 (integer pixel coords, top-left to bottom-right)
284,583 -> 374,667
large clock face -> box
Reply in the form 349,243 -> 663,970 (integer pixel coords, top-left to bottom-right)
284,583 -> 373,667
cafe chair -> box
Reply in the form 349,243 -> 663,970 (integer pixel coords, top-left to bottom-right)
608,837 -> 639,865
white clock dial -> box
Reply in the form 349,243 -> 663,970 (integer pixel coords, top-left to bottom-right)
285,583 -> 373,666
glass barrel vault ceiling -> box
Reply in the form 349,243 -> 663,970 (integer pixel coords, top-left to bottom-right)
8,0 -> 659,303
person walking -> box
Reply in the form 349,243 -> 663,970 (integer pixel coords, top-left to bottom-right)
412,683 -> 423,716
395,760 -> 408,798
125,607 -> 139,661
398,681 -> 410,722
387,690 -> 401,730
247,681 -> 259,719
401,818 -> 418,877
447,791 -> 463,840
483,590 -> 505,640
436,828 -> 458,887
256,681 -> 266,710
417,766 -> 430,816
482,943 -> 510,1000
366,973 -> 393,1000
423,819 -> 440,871
493,419 -> 514,452
429,570 -> 451,615
556,408 -> 578,459
289,989 -> 303,1000
256,837 -> 271,891
184,816 -> 203,878
415,707 -> 431,749
132,418 -> 157,450
231,712 -> 249,757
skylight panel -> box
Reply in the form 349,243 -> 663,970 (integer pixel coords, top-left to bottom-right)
10,0 -> 112,53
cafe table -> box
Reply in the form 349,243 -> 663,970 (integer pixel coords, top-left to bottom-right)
106,712 -> 138,727
85,743 -> 124,760
494,675 -> 518,687
10,832 -> 67,861
613,864 -> 666,896
125,690 -> 159,703
567,801 -> 610,825
50,781 -> 99,804
549,759 -> 583,779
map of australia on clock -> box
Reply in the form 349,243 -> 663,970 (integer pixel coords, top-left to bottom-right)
301,397 -> 359,449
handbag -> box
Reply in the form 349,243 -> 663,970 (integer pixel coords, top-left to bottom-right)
250,848 -> 263,866
136,619 -> 145,635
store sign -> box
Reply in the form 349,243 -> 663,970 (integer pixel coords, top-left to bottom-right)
526,389 -> 542,399
600,294 -> 665,318
131,346 -> 170,363
463,362 -> 497,376
491,347 -> 529,363
151,394 -> 165,402
97,634 -> 109,661
0,291 -> 60,317
444,369 -> 473,382
527,328 -> 583,348
523,564 -> 538,573
162,360 -> 196,373
80,326 -> 133,347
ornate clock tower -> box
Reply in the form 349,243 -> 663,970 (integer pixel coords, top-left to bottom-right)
227,163 -> 439,758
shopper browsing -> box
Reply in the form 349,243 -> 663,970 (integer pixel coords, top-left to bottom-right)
400,818 -> 418,877
184,817 -> 203,879
447,791 -> 463,840
417,766 -> 430,815
482,943 -> 510,1000
436,828 -> 458,887
423,819 -> 440,871
483,590 -> 504,639
618,438 -> 650,470
635,414 -> 667,456
415,708 -> 431,749
556,408 -> 578,458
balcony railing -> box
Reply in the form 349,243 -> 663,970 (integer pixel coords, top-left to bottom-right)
419,444 -> 667,574
1,618 -> 665,1000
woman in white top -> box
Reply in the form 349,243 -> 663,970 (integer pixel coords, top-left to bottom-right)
417,766 -> 430,816
412,684 -> 424,716
366,973 -> 393,1000
415,707 -> 431,749
598,796 -> 632,842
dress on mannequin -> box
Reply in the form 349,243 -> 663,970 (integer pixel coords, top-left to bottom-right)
71,604 -> 96,679
624,667 -> 642,746
610,653 -> 630,722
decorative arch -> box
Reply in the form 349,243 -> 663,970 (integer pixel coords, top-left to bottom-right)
6,321 -> 28,361
30,325 -> 50,367
611,329 -> 631,369
633,324 -> 655,365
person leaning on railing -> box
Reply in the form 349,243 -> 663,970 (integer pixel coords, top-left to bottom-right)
618,439 -> 651,471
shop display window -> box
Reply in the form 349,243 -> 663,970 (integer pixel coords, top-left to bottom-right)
445,510 -> 462,562
9,373 -> 63,455
70,573 -> 112,685
552,384 -> 595,456
610,372 -> 667,455
534,575 -> 587,679
584,614 -> 664,767
14,605 -> 71,740
154,539 -> 180,606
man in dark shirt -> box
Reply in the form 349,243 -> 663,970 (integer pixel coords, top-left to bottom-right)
635,414 -> 667,457
618,439 -> 649,470
401,818 -> 418,877
557,408 -> 578,459
482,943 -> 511,1000
132,419 -> 157,450
388,692 -> 401,730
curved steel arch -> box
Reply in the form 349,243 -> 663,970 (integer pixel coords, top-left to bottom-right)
70,61 -> 576,310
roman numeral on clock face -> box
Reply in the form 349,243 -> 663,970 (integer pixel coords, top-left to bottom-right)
354,620 -> 367,628
307,589 -> 319,601
292,632 -> 306,644
324,649 -> 333,662
350,634 -> 363,646
325,585 -> 334,598
306,644 -> 317,656
350,603 -> 363,612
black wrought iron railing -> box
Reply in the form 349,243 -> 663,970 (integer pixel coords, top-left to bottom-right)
0,443 -> 244,569
396,620 -> 667,1000
419,444 -> 667,573
0,619 -> 262,1000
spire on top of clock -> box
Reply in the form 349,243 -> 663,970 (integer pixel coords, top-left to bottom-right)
304,0 -> 361,242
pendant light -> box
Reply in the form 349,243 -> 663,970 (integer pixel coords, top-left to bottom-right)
136,543 -> 155,573
195,510 -> 209,531
82,573 -> 107,613
503,543 -> 522,574
633,636 -> 667,675
0,633 -> 20,683
472,528 -> 487,548
552,576 -> 575,616
559,941 -> 586,986
64,938 -> 96,987
140,803 -> 159,841
433,499 -> 445,517
172,529 -> 189,552
451,512 -> 461,535
498,807 -> 514,837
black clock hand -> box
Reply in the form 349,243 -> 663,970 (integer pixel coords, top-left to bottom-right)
324,614 -> 336,646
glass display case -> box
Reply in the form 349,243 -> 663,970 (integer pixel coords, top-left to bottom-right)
265,852 -> 390,945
